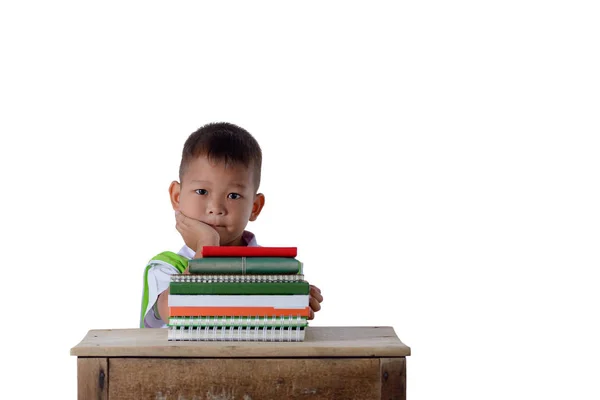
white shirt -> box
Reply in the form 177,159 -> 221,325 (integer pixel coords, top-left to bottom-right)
143,231 -> 258,328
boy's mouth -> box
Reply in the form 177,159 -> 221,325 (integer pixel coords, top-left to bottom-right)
208,224 -> 226,229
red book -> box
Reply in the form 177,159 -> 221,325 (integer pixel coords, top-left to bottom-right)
201,246 -> 297,258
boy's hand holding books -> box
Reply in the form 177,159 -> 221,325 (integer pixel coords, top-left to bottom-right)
309,284 -> 323,320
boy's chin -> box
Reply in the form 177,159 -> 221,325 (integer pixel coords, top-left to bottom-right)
219,233 -> 245,246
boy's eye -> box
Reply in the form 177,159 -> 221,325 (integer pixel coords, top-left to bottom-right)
195,189 -> 208,195
228,193 -> 242,200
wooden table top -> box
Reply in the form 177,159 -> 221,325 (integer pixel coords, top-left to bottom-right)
71,326 -> 411,358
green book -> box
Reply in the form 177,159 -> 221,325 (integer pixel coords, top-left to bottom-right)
170,281 -> 310,295
187,257 -> 302,274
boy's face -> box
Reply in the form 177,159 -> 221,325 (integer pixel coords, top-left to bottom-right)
169,155 -> 264,246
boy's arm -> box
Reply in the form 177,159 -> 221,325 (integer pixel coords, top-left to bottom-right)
157,287 -> 170,325
155,239 -> 217,324
141,260 -> 178,328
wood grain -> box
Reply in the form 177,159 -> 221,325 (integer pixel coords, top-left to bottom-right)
70,326 -> 411,358
109,358 -> 381,399
77,358 -> 107,400
380,358 -> 406,400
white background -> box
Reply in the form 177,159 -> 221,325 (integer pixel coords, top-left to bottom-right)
1,1 -> 599,399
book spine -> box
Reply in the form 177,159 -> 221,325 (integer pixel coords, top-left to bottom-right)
168,306 -> 311,318
187,257 -> 301,274
201,246 -> 297,258
169,281 -> 310,295
168,294 -> 309,308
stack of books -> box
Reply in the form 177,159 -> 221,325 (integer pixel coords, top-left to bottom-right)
167,246 -> 310,341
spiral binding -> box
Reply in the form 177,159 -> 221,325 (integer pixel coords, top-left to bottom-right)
167,325 -> 306,342
170,274 -> 305,283
169,316 -> 308,328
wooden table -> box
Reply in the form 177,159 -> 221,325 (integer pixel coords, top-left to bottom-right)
71,326 -> 411,399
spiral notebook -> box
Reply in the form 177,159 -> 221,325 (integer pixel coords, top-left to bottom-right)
167,247 -> 310,342
168,325 -> 306,341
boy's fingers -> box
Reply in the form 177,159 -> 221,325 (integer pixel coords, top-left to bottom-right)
310,286 -> 323,303
308,308 -> 314,320
309,296 -> 321,312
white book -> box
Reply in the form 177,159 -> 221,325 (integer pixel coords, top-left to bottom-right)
168,294 -> 309,308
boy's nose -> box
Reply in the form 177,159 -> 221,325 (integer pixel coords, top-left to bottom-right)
206,200 -> 225,215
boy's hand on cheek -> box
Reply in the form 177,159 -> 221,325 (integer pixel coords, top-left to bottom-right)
308,284 -> 323,320
175,211 -> 220,253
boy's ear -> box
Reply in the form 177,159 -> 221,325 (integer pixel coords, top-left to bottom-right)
249,193 -> 265,221
169,181 -> 181,211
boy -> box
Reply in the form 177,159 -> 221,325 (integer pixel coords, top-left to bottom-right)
140,122 -> 323,328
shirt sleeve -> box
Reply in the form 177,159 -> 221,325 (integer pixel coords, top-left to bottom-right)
142,260 -> 179,328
